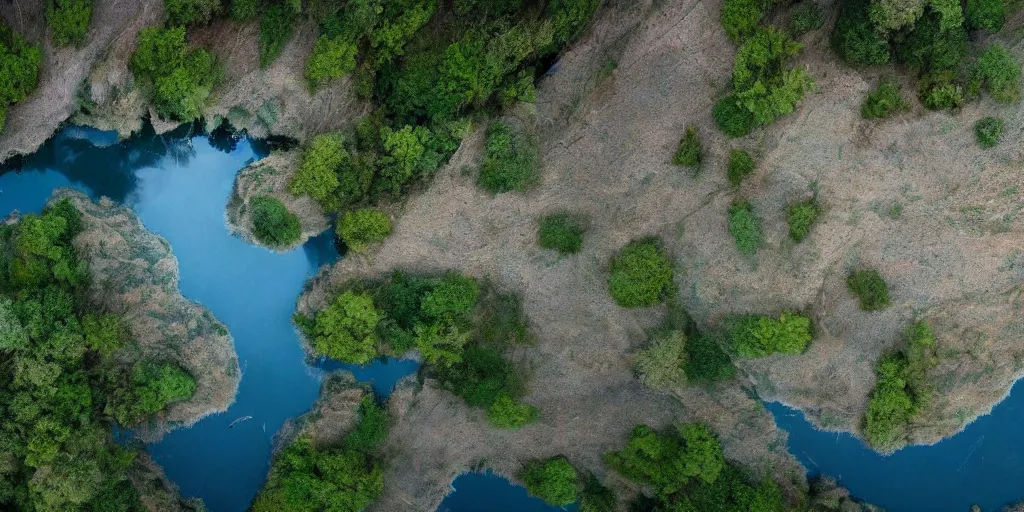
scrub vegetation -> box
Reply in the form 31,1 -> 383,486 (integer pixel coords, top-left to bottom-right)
730,312 -> 814,358
0,22 -> 43,132
478,121 -> 540,194
251,395 -> 388,512
295,272 -> 538,428
0,200 -> 198,510
846,269 -> 891,311
786,198 -> 820,242
726,150 -> 755,187
728,201 -> 763,255
974,116 -> 1003,148
672,125 -> 702,170
537,212 -> 586,255
864,321 -> 937,450
861,80 -> 908,119
607,238 -> 674,308
636,303 -> 738,391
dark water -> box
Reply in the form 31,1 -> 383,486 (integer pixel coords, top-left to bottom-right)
438,472 -> 579,512
0,124 -> 563,512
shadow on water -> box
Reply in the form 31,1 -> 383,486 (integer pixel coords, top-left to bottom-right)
0,122 -> 560,512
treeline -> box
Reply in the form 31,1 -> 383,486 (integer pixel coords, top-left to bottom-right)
295,271 -> 539,428
0,200 -> 197,510
0,22 -> 43,133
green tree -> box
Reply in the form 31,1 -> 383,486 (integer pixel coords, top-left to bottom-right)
537,212 -> 585,255
786,198 -> 820,242
635,330 -> 688,390
861,80 -> 907,119
519,457 -> 579,506
478,121 -> 539,194
377,125 -> 428,196
250,196 -> 302,248
732,27 -> 814,126
731,312 -> 813,358
721,0 -> 773,42
846,268 -> 891,311
163,0 -> 222,27
310,291 -> 381,364
47,0 -> 92,47
0,22 -> 44,132
727,150 -> 756,186
608,239 -> 674,308
604,423 -> 724,496
966,0 -> 1004,30
260,5 -> 297,68
832,0 -> 891,67
290,132 -> 347,209
487,394 -> 538,428
305,36 -> 358,89
131,27 -> 219,121
974,116 -> 1004,149
974,44 -> 1021,103
869,0 -> 926,32
728,201 -> 762,255
336,208 -> 392,252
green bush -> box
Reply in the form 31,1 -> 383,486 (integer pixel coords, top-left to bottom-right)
918,72 -> 965,110
0,22 -> 44,132
478,121 -> 539,194
337,208 -> 392,252
861,80 -> 908,119
289,132 -> 348,209
231,0 -> 261,20
519,457 -> 580,506
608,238 -> 674,308
163,0 -> 222,27
789,2 -> 825,36
307,291 -> 381,363
260,5 -> 296,68
869,0 -> 926,33
846,268 -> 891,311
894,8 -> 968,74
974,44 -> 1021,103
786,198 -> 820,242
342,396 -> 390,452
305,36 -> 358,89
604,423 -> 725,495
635,330 -> 689,390
537,212 -> 585,255
864,322 -> 937,450
487,394 -> 539,428
250,196 -> 302,248
975,116 -> 1004,148
673,125 -> 702,169
726,150 -> 755,186
721,0 -> 772,42
727,201 -> 762,255
579,474 -> 617,512
130,27 -> 219,121
730,312 -> 813,358
47,0 -> 92,47
832,0 -> 891,67
684,334 -> 736,383
713,95 -> 758,138
732,27 -> 814,126
966,0 -> 1005,31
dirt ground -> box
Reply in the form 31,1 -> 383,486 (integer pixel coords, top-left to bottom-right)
295,0 -> 1024,507
225,150 -> 330,251
55,189 -> 240,441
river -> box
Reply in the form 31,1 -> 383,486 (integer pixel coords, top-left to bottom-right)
0,124 -> 564,512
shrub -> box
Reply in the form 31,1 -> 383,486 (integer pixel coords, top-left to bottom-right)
846,268 -> 891,311
487,394 -> 538,428
163,0 -> 222,27
478,121 -> 539,194
832,0 -> 891,67
250,196 -> 301,248
537,212 -> 585,255
519,457 -> 580,506
260,5 -> 296,68
713,95 -> 757,138
420,273 -> 480,319
308,291 -> 381,364
918,72 -> 965,110
289,132 -> 347,209
684,334 -> 736,383
0,22 -> 44,132
604,423 -> 724,495
786,198 -> 820,242
730,312 -> 813,358
111,361 -> 197,426
863,321 -> 937,450
579,474 -> 617,512
337,208 -> 392,252
721,0 -> 772,42
869,0 -> 926,32
861,80 -> 907,119
974,44 -> 1021,103
305,36 -> 358,89
636,330 -> 689,390
975,116 -> 1004,148
673,125 -> 702,169
732,27 -> 814,126
894,8 -> 968,74
231,0 -> 261,20
131,27 -> 219,121
727,201 -> 762,255
789,2 -> 825,36
437,345 -> 517,407
608,239 -> 674,308
966,0 -> 1005,31
343,396 -> 390,452
48,0 -> 92,47
726,150 -> 755,186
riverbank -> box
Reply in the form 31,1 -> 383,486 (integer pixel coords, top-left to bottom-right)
55,189 -> 240,440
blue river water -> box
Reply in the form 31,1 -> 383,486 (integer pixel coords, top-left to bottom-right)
0,124 -> 563,512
